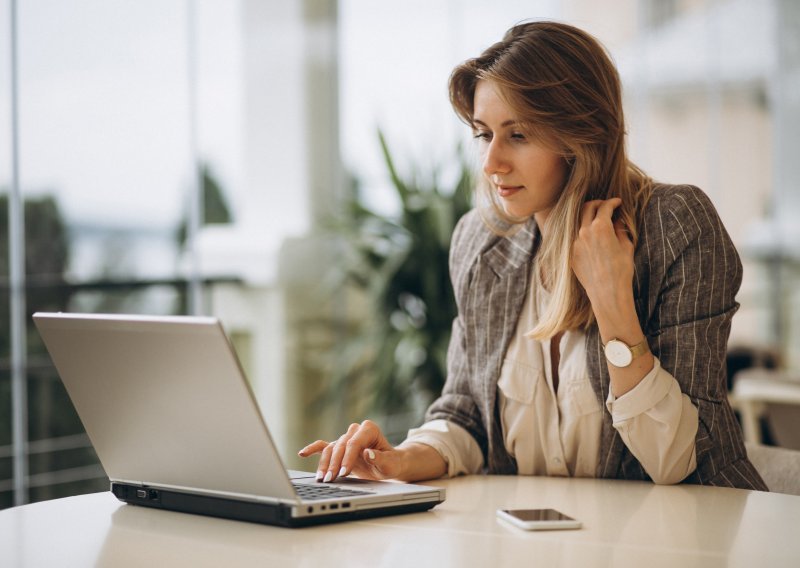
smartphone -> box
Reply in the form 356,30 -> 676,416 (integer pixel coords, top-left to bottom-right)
496,508 -> 582,531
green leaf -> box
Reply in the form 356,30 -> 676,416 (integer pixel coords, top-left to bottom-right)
321,131 -> 474,418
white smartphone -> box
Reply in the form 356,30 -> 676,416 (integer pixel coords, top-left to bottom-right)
496,508 -> 582,531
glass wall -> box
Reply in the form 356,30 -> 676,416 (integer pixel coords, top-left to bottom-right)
0,0 -> 246,508
3,0 -> 799,509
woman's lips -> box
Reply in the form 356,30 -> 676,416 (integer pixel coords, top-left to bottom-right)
496,185 -> 524,198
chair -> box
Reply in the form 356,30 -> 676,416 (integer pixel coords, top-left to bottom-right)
745,442 -> 800,496
730,368 -> 800,448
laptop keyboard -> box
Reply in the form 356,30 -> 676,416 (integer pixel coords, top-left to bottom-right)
293,482 -> 372,501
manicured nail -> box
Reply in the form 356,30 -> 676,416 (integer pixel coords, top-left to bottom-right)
338,466 -> 347,479
367,449 -> 375,460
323,471 -> 333,483
316,470 -> 323,481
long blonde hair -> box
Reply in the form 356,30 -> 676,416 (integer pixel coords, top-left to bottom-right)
449,21 -> 652,339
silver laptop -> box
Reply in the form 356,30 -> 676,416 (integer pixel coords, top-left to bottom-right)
32,312 -> 445,528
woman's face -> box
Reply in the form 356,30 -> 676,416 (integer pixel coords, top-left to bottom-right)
472,80 -> 568,225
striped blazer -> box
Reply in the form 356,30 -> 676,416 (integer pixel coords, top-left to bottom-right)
426,183 -> 768,490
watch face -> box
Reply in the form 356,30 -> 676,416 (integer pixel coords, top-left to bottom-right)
605,340 -> 633,367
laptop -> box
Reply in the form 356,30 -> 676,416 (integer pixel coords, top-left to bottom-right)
32,312 -> 445,528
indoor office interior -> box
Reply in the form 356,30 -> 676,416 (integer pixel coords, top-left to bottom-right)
2,0 -> 800,510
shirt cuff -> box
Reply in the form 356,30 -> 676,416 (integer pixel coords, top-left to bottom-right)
405,419 -> 484,477
606,357 -> 674,423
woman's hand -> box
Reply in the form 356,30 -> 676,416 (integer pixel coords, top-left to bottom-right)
572,197 -> 654,396
298,420 -> 404,483
570,197 -> 634,317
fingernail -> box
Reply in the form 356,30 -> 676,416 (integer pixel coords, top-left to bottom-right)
338,466 -> 347,479
316,470 -> 323,481
323,471 -> 333,483
367,449 -> 375,460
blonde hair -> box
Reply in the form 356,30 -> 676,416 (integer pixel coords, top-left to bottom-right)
449,21 -> 652,339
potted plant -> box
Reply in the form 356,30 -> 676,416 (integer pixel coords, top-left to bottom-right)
323,131 -> 473,439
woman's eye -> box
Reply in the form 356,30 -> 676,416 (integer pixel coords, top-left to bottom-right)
473,131 -> 491,141
510,132 -> 526,141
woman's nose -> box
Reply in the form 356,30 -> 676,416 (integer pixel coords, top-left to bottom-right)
482,140 -> 510,177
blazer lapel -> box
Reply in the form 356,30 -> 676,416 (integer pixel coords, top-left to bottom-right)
466,219 -> 538,473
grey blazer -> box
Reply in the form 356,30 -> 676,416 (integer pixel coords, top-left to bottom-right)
426,184 -> 768,490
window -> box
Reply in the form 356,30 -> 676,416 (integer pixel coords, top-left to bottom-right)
3,0 -> 796,509
0,0 -> 244,508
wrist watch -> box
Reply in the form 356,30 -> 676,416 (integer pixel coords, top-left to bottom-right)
603,338 -> 649,368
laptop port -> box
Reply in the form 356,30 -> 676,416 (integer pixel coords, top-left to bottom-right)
330,504 -> 339,510
148,490 -> 160,500
342,502 -> 351,509
136,489 -> 147,499
307,506 -> 313,514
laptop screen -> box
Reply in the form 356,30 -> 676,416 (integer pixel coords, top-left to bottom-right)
33,313 -> 297,502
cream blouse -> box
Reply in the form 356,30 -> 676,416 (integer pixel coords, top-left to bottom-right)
406,269 -> 699,484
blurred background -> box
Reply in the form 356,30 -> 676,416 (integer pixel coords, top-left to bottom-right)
2,0 -> 799,509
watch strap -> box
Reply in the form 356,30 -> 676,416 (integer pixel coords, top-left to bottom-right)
628,339 -> 649,358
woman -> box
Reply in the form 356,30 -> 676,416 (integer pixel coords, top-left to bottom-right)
300,21 -> 767,490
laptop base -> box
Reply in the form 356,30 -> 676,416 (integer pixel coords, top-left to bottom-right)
112,483 -> 438,528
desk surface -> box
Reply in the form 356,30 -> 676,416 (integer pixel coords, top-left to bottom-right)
2,475 -> 798,567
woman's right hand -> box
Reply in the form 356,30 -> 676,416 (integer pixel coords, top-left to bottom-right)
297,420 -> 405,483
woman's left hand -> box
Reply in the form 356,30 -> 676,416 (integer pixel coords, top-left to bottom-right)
570,198 -> 634,315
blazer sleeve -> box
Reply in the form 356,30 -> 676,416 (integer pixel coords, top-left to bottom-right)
635,185 -> 765,488
423,210 -> 490,460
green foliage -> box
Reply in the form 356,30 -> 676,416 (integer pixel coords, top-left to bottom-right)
0,194 -> 95,508
174,163 -> 234,313
0,194 -> 72,359
327,131 -> 473,421
175,163 -> 234,247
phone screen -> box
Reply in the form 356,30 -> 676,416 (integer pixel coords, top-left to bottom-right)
502,509 -> 576,522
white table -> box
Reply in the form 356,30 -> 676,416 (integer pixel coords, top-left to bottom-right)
2,475 -> 799,567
